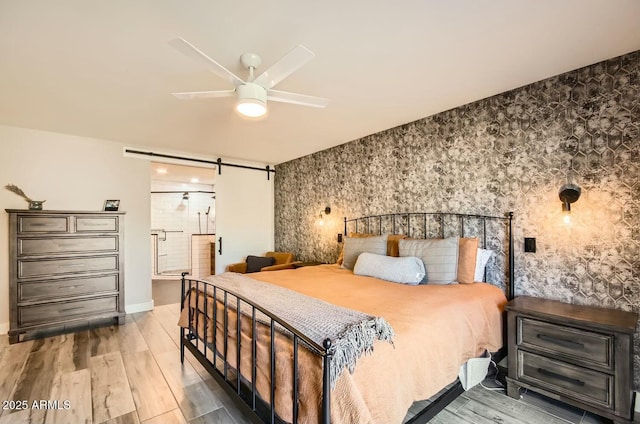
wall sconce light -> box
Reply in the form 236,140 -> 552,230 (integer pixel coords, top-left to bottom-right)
558,160 -> 581,225
559,183 -> 581,224
318,206 -> 331,226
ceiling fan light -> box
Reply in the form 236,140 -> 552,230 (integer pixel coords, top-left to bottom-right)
236,98 -> 267,118
236,83 -> 267,118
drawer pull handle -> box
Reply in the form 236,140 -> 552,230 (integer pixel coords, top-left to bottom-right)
58,285 -> 84,290
537,334 -> 584,349
59,306 -> 85,313
538,368 -> 585,387
60,264 -> 86,269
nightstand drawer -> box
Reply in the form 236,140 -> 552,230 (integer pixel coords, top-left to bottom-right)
519,317 -> 612,368
518,351 -> 613,409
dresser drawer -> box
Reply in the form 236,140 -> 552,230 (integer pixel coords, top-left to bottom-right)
75,216 -> 119,232
18,216 -> 69,233
18,296 -> 118,327
18,274 -> 118,302
519,317 -> 612,369
17,236 -> 119,256
518,351 -> 612,408
18,255 -> 118,278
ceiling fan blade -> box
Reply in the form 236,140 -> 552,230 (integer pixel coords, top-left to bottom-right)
253,45 -> 315,89
169,37 -> 245,87
172,90 -> 236,100
267,89 -> 329,108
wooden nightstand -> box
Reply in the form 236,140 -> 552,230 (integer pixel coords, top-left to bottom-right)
505,296 -> 638,423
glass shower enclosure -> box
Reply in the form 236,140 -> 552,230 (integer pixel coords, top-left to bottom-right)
151,181 -> 215,276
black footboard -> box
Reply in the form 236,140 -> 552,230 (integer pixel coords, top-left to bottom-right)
179,273 -> 332,424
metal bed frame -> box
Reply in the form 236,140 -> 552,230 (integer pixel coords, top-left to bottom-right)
180,211 -> 514,424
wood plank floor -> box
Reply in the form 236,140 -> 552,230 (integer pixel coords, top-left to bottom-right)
0,303 -> 613,424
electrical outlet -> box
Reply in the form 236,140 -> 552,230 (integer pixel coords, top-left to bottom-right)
337,233 -> 343,243
524,238 -> 536,253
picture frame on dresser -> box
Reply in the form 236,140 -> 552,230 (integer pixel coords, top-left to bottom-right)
103,199 -> 120,211
5,209 -> 126,344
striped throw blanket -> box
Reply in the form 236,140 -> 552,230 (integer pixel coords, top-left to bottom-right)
200,272 -> 395,388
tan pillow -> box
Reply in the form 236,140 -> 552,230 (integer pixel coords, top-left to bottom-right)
457,237 -> 479,284
386,234 -> 407,257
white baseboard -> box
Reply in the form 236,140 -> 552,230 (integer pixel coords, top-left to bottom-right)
0,322 -> 8,335
125,300 -> 155,314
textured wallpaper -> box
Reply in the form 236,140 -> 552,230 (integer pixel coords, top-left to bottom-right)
274,51 -> 640,384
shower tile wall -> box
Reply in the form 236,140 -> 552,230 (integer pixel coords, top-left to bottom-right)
191,235 -> 216,278
274,51 -> 640,385
151,181 -> 215,275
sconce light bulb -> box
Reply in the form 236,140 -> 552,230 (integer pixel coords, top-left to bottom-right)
318,207 -> 331,226
559,180 -> 580,226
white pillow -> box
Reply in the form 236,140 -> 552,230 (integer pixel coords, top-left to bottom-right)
354,252 -> 425,285
398,237 -> 459,284
341,234 -> 388,270
474,248 -> 493,282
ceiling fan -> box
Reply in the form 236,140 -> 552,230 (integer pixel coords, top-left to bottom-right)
169,37 -> 329,118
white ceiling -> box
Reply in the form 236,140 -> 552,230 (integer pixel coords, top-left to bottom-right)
1,1 -> 639,165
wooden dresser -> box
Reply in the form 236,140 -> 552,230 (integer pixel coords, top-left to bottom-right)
6,210 -> 125,343
506,296 -> 638,423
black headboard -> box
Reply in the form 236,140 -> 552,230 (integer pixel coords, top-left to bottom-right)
343,212 -> 515,300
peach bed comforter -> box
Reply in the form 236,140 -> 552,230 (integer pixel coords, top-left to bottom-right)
178,264 -> 506,424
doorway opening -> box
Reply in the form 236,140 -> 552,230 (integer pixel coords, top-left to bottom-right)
150,162 -> 216,282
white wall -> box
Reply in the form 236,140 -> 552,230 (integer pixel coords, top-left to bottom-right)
0,125 -> 152,333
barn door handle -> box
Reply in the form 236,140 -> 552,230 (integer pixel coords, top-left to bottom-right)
218,237 -> 222,255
